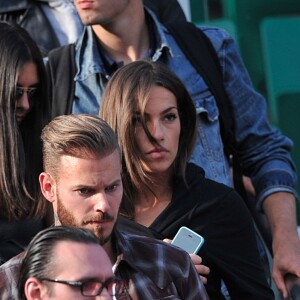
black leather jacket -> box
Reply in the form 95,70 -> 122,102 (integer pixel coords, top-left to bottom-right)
0,0 -> 60,56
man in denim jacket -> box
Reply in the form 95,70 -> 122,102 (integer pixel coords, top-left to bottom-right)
46,0 -> 300,297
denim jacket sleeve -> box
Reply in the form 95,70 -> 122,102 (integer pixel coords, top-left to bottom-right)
201,26 -> 297,209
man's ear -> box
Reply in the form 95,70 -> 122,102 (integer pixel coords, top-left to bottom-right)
39,172 -> 56,203
24,277 -> 46,300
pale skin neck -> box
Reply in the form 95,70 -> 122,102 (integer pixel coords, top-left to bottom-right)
91,4 -> 149,64
54,213 -> 61,226
134,172 -> 174,227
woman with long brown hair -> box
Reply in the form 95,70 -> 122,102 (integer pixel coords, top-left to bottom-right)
100,60 -> 274,299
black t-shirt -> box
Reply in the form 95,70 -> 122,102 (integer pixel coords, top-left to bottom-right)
0,217 -> 46,264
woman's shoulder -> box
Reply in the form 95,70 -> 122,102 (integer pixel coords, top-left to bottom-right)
185,163 -> 233,193
171,163 -> 242,211
174,163 -> 247,216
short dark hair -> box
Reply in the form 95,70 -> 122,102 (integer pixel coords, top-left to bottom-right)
18,226 -> 100,300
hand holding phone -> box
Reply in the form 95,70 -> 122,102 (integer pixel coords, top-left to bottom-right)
171,226 -> 204,254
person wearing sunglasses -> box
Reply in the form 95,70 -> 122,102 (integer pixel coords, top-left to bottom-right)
0,21 -> 50,264
18,226 -> 130,300
15,87 -> 38,124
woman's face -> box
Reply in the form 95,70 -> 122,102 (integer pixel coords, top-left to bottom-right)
15,62 -> 39,123
134,85 -> 181,176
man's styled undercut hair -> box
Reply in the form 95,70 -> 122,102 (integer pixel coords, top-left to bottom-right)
41,114 -> 121,179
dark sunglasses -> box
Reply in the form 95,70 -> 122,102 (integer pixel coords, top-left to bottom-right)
15,86 -> 38,102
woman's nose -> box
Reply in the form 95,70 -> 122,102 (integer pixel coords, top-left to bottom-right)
150,121 -> 164,141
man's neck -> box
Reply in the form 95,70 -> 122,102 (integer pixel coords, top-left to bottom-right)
54,213 -> 61,226
91,5 -> 149,64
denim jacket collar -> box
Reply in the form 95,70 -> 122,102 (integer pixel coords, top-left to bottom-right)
74,7 -> 172,82
146,7 -> 173,61
74,26 -> 106,81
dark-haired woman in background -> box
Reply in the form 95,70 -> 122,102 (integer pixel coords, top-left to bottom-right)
0,21 -> 50,263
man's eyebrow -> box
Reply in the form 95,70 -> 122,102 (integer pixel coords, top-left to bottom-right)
75,276 -> 112,282
106,179 -> 122,186
72,179 -> 122,189
71,183 -> 96,190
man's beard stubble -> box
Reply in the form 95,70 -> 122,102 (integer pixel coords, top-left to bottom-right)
56,195 -> 115,246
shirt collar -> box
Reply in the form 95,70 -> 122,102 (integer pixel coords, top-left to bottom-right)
96,10 -> 158,77
74,26 -> 107,81
113,230 -> 174,289
74,6 -> 173,81
145,6 -> 173,60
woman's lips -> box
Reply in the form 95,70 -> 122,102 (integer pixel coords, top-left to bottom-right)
147,148 -> 168,159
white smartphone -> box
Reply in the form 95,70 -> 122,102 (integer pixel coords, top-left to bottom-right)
171,226 -> 204,254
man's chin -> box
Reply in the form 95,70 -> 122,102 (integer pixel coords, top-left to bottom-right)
87,225 -> 111,245
94,231 -> 111,246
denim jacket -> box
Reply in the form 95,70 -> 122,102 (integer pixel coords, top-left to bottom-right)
71,8 -> 297,210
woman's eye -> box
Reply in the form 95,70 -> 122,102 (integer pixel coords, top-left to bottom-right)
165,113 -> 177,121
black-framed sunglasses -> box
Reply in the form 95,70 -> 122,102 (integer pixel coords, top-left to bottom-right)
39,276 -> 130,299
15,86 -> 37,103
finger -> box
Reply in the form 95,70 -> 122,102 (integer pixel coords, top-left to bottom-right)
194,265 -> 210,276
200,276 -> 208,285
189,253 -> 202,264
273,271 -> 288,299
